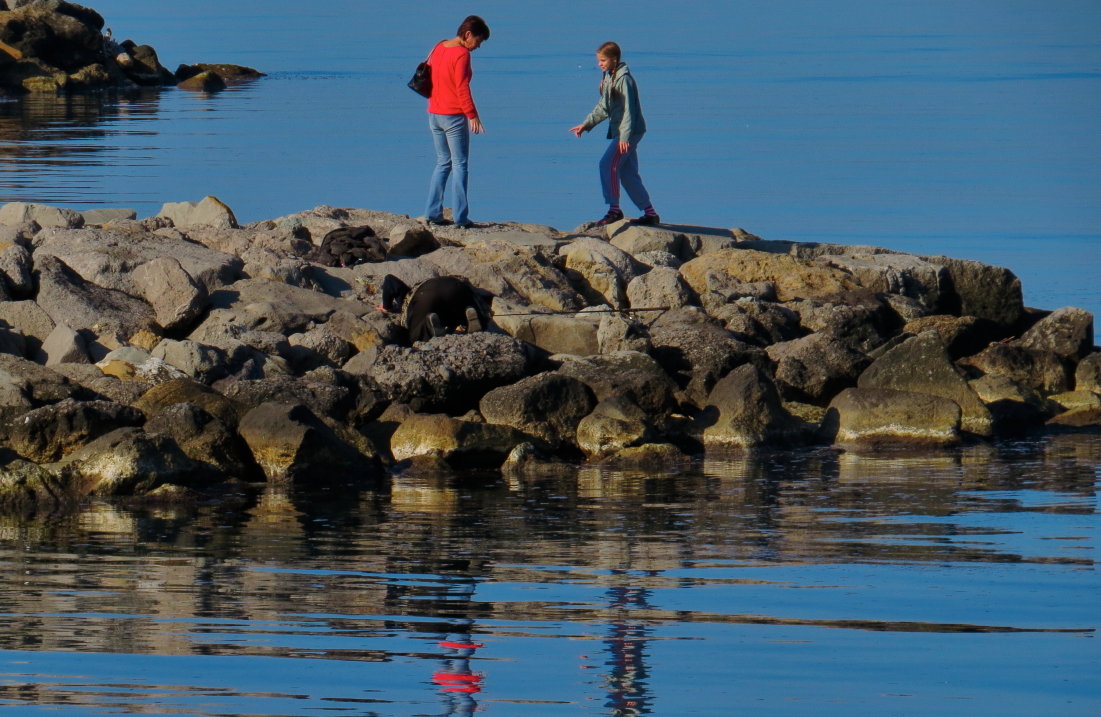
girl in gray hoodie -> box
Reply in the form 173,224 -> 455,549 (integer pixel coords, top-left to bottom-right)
569,41 -> 660,227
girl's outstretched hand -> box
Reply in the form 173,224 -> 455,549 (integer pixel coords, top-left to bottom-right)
569,124 -> 585,137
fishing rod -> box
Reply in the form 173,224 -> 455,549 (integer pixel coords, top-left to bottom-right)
491,306 -> 670,317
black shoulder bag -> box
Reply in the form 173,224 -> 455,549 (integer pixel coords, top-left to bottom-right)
407,43 -> 439,98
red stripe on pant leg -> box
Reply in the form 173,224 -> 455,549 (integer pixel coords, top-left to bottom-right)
609,148 -> 623,204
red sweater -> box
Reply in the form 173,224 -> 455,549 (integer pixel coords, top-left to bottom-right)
427,44 -> 478,119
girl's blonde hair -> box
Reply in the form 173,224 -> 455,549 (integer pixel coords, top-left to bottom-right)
597,41 -> 621,64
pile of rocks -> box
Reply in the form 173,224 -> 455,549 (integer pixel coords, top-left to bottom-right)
0,0 -> 262,94
0,196 -> 1097,510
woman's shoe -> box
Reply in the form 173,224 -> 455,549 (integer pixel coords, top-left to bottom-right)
427,217 -> 453,226
594,209 -> 624,226
632,214 -> 661,226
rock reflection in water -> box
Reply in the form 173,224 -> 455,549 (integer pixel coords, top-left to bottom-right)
0,433 -> 1098,714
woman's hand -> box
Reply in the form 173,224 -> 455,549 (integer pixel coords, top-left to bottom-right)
569,124 -> 585,137
470,117 -> 485,134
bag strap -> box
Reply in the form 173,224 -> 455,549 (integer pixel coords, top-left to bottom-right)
424,40 -> 445,63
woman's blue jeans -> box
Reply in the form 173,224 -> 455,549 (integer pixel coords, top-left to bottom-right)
424,113 -> 471,225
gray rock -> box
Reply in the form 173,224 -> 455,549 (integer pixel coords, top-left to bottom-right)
151,338 -> 231,383
921,254 -> 1024,326
576,396 -> 652,458
711,299 -> 802,347
390,413 -> 528,467
143,402 -> 258,478
1015,307 -> 1094,362
626,266 -> 694,311
492,302 -> 600,357
767,332 -> 871,405
608,224 -> 686,259
0,243 -> 33,295
824,387 -> 961,448
560,237 -> 642,309
2,398 -> 144,463
553,350 -> 678,421
33,254 -> 156,339
0,201 -> 84,228
387,224 -> 440,257
33,225 -> 243,296
369,332 -> 533,413
156,196 -> 239,229
132,378 -> 242,428
237,401 -> 380,484
480,372 -> 595,448
81,208 -> 138,225
700,364 -> 803,449
649,308 -> 763,408
42,323 -> 89,364
959,342 -> 1072,397
54,427 -> 207,496
858,331 -> 993,436
1076,352 -> 1101,393
131,256 -> 209,332
596,313 -> 652,354
0,353 -> 82,420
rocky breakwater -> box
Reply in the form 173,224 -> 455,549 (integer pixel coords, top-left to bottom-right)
0,197 -> 1098,510
0,0 -> 263,95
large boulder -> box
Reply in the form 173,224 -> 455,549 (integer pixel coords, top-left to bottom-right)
479,372 -> 595,448
858,331 -> 992,436
648,308 -> 763,408
33,225 -> 243,295
0,201 -> 83,228
237,401 -> 380,485
699,364 -> 803,449
1076,352 -> 1101,393
131,377 -> 242,428
960,342 -> 1072,397
680,248 -> 859,302
1014,307 -> 1094,363
131,257 -> 209,333
54,427 -> 209,496
423,241 -> 584,312
390,413 -> 528,467
0,2 -> 104,74
824,387 -> 962,448
156,196 -> 239,229
143,402 -> 258,478
920,255 -> 1024,326
559,237 -> 643,309
491,302 -> 600,357
822,252 -> 948,312
1,398 -> 143,463
625,266 -> 694,311
32,254 -> 157,342
576,395 -> 654,458
553,350 -> 679,423
0,353 -> 82,421
767,332 -> 871,405
368,332 -> 533,414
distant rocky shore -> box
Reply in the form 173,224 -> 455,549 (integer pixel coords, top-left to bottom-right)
0,196 -> 1097,510
0,0 -> 262,95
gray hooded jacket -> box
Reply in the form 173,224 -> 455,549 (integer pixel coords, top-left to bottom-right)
581,62 -> 647,141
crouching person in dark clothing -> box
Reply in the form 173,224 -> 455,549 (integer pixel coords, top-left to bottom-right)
380,274 -> 491,343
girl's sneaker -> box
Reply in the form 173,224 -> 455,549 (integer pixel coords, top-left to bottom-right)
632,213 -> 661,226
594,209 -> 624,226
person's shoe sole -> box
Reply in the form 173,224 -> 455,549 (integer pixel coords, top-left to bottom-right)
427,312 -> 446,338
465,307 -> 482,333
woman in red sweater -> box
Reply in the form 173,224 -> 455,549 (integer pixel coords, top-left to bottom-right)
423,15 -> 490,229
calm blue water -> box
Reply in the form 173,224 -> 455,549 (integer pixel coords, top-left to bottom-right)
1,0 -> 1099,325
1,435 -> 1099,716
1,3 -> 1100,715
